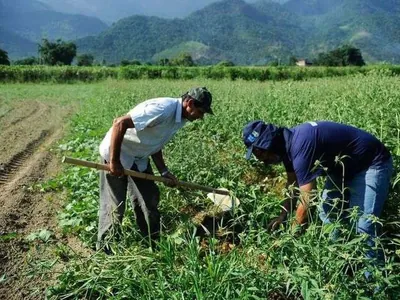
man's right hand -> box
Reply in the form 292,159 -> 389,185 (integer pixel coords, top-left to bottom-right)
161,170 -> 179,187
267,214 -> 286,232
109,160 -> 125,177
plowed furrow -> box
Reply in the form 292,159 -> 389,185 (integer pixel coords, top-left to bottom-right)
0,130 -> 49,185
0,108 -> 14,120
10,107 -> 38,126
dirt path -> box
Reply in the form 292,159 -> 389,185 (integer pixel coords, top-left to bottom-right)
0,100 -> 80,299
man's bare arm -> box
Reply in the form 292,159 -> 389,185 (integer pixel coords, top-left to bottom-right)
151,150 -> 168,174
151,150 -> 178,186
294,180 -> 316,225
109,115 -> 134,176
267,172 -> 298,231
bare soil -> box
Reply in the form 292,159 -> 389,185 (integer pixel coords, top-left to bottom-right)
0,100 -> 86,299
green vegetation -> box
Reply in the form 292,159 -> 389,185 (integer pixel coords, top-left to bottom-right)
12,56 -> 39,65
38,39 -> 77,66
2,65 -> 400,84
0,48 -> 10,65
0,0 -> 108,59
0,26 -> 37,59
1,1 -> 399,298
76,54 -> 95,67
153,41 -> 211,64
217,61 -> 235,67
169,53 -> 196,67
284,0 -> 400,63
314,45 -> 365,66
2,0 -> 400,64
120,60 -> 141,67
0,65 -> 118,83
75,0 -> 304,65
74,0 -> 400,65
3,72 -> 398,298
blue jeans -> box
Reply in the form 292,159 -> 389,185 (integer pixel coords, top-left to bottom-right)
319,157 -> 393,261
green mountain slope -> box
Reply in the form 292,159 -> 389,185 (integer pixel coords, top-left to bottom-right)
39,0 -> 219,23
283,0 -> 344,15
4,0 -> 400,63
1,11 -> 108,41
0,0 -> 50,13
0,0 -> 108,58
185,0 -> 305,64
77,0 -> 305,64
38,0 -> 289,22
284,0 -> 400,62
0,27 -> 37,59
77,16 -> 188,63
152,42 -> 217,62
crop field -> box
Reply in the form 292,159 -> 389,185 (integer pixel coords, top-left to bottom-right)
1,73 -> 400,299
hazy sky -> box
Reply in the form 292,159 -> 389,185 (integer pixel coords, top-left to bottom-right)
38,0 -> 274,23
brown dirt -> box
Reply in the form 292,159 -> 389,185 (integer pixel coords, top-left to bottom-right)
0,100 -> 87,299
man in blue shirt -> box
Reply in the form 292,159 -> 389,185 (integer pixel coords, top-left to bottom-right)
243,120 -> 393,262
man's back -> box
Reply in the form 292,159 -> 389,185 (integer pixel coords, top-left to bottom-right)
288,121 -> 390,185
99,97 -> 185,171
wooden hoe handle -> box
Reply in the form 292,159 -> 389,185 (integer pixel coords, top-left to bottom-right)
62,156 -> 230,196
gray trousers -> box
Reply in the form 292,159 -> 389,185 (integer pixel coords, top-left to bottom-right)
97,161 -> 160,247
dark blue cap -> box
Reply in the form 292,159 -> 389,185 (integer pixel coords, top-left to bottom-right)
242,120 -> 281,160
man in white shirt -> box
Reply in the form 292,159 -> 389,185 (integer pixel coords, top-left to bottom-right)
98,87 -> 213,251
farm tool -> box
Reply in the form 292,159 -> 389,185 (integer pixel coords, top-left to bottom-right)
62,157 -> 240,211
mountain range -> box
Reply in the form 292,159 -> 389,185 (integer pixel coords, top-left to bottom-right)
1,0 -> 400,64
0,0 -> 108,59
76,0 -> 400,64
38,1 -> 285,23
38,0 -> 223,23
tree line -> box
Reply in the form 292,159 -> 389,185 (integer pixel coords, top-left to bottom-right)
0,40 -> 366,67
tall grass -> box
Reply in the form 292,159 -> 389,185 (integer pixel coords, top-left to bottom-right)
1,65 -> 400,83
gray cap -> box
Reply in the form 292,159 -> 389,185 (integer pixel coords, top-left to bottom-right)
186,87 -> 213,114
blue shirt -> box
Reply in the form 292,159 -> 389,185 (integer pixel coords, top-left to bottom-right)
283,121 -> 391,186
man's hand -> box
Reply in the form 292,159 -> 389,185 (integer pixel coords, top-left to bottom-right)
151,150 -> 178,187
290,220 -> 306,236
161,170 -> 179,187
109,160 -> 125,177
267,214 -> 286,232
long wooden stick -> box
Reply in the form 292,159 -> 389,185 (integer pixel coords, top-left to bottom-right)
62,157 -> 230,196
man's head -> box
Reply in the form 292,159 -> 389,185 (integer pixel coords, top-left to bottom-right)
182,87 -> 213,121
242,120 -> 283,164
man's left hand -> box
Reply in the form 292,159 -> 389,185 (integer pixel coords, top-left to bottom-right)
161,171 -> 179,187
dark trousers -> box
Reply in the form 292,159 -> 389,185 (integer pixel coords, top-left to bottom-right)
97,162 -> 160,248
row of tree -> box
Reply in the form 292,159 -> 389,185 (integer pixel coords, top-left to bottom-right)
268,45 -> 365,67
0,39 -> 94,66
313,45 -> 365,67
0,40 -> 365,67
